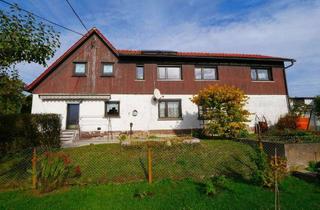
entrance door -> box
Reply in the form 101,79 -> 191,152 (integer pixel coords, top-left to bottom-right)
66,104 -> 79,129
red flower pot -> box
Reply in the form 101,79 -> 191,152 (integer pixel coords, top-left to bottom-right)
295,117 -> 309,130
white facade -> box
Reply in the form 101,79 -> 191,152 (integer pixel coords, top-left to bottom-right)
32,94 -> 289,132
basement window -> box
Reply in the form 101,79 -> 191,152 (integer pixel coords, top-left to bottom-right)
158,99 -> 182,119
105,101 -> 120,117
73,62 -> 86,76
251,68 -> 272,81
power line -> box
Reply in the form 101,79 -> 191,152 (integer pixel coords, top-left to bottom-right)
65,0 -> 88,32
0,0 -> 84,36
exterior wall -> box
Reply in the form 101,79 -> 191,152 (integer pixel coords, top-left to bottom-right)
32,34 -> 287,96
246,95 -> 289,127
32,94 -> 288,132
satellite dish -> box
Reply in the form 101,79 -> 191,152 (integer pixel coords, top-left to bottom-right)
153,88 -> 162,100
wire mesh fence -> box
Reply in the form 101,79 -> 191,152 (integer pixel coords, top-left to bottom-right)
0,140 -> 261,191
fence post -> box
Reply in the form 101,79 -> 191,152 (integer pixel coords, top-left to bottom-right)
274,148 -> 280,210
32,148 -> 37,189
147,147 -> 152,184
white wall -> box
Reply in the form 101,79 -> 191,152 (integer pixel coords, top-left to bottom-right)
32,95 -> 68,129
32,94 -> 289,132
246,95 -> 289,127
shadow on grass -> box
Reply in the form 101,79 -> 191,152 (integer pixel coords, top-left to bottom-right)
139,158 -> 148,180
218,153 -> 256,185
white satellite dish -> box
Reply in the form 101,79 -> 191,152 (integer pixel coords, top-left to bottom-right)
153,88 -> 162,100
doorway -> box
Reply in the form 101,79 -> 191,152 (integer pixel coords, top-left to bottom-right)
66,104 -> 79,129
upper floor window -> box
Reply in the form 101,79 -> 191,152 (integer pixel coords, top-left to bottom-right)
136,65 -> 144,80
157,66 -> 182,80
105,101 -> 120,117
195,67 -> 217,80
102,63 -> 114,76
251,68 -> 272,81
158,99 -> 182,119
74,62 -> 86,76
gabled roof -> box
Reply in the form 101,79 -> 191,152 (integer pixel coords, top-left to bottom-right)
26,28 -> 118,91
26,27 -> 294,92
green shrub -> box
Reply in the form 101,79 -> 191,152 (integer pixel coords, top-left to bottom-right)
251,148 -> 288,188
0,114 -> 61,156
191,85 -> 250,138
203,175 -> 228,197
36,151 -> 80,193
203,180 -> 217,196
250,148 -> 273,187
307,161 -> 320,173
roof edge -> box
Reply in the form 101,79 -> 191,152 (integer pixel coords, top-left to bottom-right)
118,49 -> 293,62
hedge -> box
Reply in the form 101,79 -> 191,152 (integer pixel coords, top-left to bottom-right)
0,114 -> 61,156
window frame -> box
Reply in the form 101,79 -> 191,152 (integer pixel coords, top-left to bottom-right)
101,62 -> 115,77
194,66 -> 218,80
251,68 -> 273,81
158,99 -> 182,120
73,62 -> 87,76
105,101 -> 120,117
157,65 -> 182,80
136,65 -> 145,80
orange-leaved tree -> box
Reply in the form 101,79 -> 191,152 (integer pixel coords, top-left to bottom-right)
191,85 -> 250,138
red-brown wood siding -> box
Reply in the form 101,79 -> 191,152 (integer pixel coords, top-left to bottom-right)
33,34 -> 287,95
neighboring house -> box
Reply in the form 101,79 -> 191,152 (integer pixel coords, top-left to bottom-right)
26,28 -> 295,137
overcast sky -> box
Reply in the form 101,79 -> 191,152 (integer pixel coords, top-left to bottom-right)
1,0 -> 319,97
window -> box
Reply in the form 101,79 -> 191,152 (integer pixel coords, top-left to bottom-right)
136,65 -> 144,80
158,99 -> 182,119
251,68 -> 272,81
102,63 -> 114,76
105,101 -> 120,117
157,66 -> 181,80
195,67 -> 217,80
74,62 -> 86,76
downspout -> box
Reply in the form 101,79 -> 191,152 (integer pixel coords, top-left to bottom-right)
283,59 -> 296,112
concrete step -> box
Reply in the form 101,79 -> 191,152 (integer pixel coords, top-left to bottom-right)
62,131 -> 76,135
60,130 -> 78,143
61,137 -> 74,141
60,134 -> 74,137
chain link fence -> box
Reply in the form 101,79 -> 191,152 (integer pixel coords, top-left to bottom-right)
0,141 -> 260,191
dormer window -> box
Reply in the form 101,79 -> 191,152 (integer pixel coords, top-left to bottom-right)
102,63 -> 114,76
74,62 -> 86,76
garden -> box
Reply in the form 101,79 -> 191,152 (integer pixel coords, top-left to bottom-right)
0,85 -> 319,209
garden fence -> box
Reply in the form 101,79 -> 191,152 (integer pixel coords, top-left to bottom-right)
0,140 -> 276,191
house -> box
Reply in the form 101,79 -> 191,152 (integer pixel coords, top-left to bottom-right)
26,28 -> 295,137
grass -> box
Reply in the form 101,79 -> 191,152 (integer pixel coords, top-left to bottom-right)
0,140 -> 257,189
0,176 -> 319,210
63,140 -> 256,184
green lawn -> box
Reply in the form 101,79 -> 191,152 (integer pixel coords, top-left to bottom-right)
0,140 -> 257,189
0,176 -> 319,210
